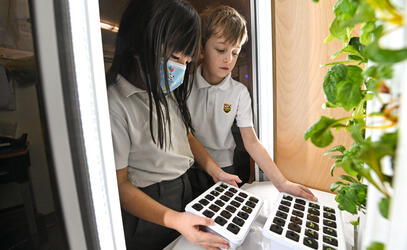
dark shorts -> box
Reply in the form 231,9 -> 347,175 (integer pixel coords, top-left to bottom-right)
121,172 -> 192,250
187,165 -> 236,199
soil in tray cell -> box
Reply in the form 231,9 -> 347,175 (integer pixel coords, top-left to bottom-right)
273,217 -> 286,227
215,216 -> 227,226
205,194 -> 215,201
309,202 -> 320,209
230,200 -> 241,208
307,213 -> 319,223
192,203 -> 203,211
292,210 -> 304,218
220,183 -> 228,189
305,228 -> 319,239
270,224 -> 283,235
229,187 -> 238,193
233,216 -> 245,227
288,222 -> 301,233
306,221 -> 319,231
276,210 -> 288,219
211,190 -> 220,196
227,223 -> 240,234
286,230 -> 299,242
209,204 -> 220,213
203,210 -> 214,218
246,201 -> 256,208
290,216 -> 302,225
323,219 -> 337,229
224,191 -> 234,197
215,199 -> 225,207
308,207 -> 320,216
249,197 -> 259,203
237,211 -> 249,220
215,186 -> 225,193
279,205 -> 290,213
283,195 -> 293,201
199,199 -> 209,206
281,200 -> 291,207
242,205 -> 253,214
225,205 -> 237,213
323,245 -> 337,250
238,192 -> 248,198
324,212 -> 336,221
235,196 -> 244,203
220,210 -> 232,219
323,235 -> 338,247
303,237 -> 318,249
220,195 -> 230,202
294,204 -> 305,211
295,198 -> 306,205
323,206 -> 335,213
323,227 -> 337,237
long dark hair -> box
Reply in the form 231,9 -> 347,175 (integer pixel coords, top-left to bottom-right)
106,0 -> 200,148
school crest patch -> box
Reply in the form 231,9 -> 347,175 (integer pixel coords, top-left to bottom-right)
223,103 -> 232,113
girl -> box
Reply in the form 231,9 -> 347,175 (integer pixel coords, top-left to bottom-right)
106,0 -> 240,249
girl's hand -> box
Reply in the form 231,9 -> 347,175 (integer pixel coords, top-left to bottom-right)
212,168 -> 242,187
278,180 -> 318,202
171,212 -> 230,249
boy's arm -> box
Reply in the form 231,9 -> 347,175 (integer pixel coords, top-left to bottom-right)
239,127 -> 317,201
116,167 -> 229,249
187,132 -> 241,186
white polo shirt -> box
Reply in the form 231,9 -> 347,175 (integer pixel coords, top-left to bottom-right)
187,66 -> 253,168
108,74 -> 194,188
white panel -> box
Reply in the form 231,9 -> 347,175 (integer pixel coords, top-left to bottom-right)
30,0 -> 87,249
67,0 -> 126,249
254,0 -> 274,181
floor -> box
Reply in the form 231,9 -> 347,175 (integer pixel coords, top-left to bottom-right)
0,206 -> 67,250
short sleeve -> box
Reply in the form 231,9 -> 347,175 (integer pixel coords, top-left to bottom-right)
236,87 -> 253,128
109,110 -> 131,170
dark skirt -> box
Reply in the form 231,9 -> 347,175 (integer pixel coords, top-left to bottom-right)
121,172 -> 192,250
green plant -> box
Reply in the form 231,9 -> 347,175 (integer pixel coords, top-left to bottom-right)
307,0 -> 405,248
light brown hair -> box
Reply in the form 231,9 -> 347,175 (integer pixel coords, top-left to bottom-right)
200,5 -> 248,48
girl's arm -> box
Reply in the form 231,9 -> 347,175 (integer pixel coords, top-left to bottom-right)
116,168 -> 230,249
239,127 -> 317,201
187,132 -> 241,186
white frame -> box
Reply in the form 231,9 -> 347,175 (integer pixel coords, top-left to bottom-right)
31,0 -> 125,249
251,0 -> 274,181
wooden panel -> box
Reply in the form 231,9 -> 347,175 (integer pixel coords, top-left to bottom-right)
273,0 -> 353,192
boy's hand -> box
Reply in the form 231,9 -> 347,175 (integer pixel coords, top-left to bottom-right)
278,180 -> 318,202
212,168 -> 242,187
171,212 -> 230,249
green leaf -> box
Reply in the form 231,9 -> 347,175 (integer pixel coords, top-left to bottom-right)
323,64 -> 347,104
366,242 -> 385,250
350,217 -> 360,226
330,160 -> 341,176
339,175 -> 358,183
350,123 -> 364,144
366,41 -> 407,63
360,22 -> 376,45
333,0 -> 357,17
304,116 -> 337,147
325,145 -> 346,155
378,197 -> 390,219
335,66 -> 363,111
330,15 -> 354,43
335,182 -> 367,214
363,64 -> 394,80
343,2 -> 376,28
330,181 -> 345,192
365,79 -> 381,93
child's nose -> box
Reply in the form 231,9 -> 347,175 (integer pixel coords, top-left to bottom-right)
223,53 -> 233,63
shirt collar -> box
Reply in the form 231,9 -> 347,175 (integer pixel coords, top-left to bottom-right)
195,65 -> 232,91
116,74 -> 146,97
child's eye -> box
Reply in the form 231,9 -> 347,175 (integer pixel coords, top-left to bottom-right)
216,49 -> 225,53
232,52 -> 239,56
171,55 -> 180,60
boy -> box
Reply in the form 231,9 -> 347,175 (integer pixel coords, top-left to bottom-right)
187,5 -> 317,201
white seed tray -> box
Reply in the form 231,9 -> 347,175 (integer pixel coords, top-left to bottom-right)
185,182 -> 264,249
262,192 -> 346,250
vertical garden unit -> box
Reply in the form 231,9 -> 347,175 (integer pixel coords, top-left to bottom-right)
305,0 -> 406,249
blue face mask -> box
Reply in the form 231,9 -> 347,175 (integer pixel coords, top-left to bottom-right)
160,59 -> 186,93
